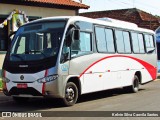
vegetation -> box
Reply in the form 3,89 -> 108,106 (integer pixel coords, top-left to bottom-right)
0,78 -> 2,89
155,15 -> 160,18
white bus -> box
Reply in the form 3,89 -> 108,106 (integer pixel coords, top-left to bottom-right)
2,16 -> 157,106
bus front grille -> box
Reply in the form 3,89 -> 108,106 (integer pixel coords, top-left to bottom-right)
9,87 -> 42,96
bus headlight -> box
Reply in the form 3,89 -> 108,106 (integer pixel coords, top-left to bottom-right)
2,77 -> 10,83
37,75 -> 58,83
1,69 -> 10,83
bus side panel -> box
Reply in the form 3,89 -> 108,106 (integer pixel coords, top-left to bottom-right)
82,73 -> 103,93
69,53 -> 155,94
81,55 -> 152,94
141,69 -> 155,83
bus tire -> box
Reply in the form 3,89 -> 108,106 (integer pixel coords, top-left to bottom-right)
124,75 -> 139,93
62,82 -> 78,106
13,97 -> 29,103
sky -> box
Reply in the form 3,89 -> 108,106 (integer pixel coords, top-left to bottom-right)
76,0 -> 160,16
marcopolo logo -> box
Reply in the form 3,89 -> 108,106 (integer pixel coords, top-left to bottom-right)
20,75 -> 24,80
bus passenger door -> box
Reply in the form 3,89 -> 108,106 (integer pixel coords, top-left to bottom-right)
69,54 -> 104,94
60,45 -> 70,76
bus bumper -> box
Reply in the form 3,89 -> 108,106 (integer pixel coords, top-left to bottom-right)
3,80 -> 61,98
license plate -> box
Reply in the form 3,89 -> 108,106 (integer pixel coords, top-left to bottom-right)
17,84 -> 28,88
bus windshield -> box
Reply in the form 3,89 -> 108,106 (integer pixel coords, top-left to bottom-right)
9,21 -> 65,61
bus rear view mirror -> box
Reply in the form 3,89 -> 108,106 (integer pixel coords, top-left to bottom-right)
73,29 -> 80,40
66,29 -> 79,47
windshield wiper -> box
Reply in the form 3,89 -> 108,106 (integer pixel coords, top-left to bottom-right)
11,54 -> 25,61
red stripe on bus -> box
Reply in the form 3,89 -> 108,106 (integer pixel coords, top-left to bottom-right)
45,69 -> 48,77
79,55 -> 157,80
2,70 -> 9,91
42,69 -> 48,95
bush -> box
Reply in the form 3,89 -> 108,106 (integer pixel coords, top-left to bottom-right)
0,78 -> 2,89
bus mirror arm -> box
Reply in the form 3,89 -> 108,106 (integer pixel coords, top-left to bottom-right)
73,29 -> 80,41
65,52 -> 70,60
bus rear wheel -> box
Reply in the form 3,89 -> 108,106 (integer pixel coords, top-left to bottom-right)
62,82 -> 78,106
124,75 -> 139,93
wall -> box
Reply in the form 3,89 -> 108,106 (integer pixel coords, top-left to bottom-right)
80,9 -> 160,31
0,3 -> 76,17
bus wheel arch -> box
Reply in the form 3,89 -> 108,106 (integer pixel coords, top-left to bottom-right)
135,71 -> 142,84
67,77 -> 82,95
62,77 -> 81,106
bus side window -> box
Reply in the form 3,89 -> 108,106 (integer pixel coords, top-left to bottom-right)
131,32 -> 140,53
115,30 -> 125,53
138,34 -> 145,53
95,27 -> 107,52
105,28 -> 115,53
71,32 -> 92,57
123,31 -> 131,53
144,34 -> 155,53
115,30 -> 132,53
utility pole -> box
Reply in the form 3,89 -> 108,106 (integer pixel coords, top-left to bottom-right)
133,0 -> 135,8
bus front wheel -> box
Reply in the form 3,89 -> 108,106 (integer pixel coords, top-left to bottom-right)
62,82 -> 78,106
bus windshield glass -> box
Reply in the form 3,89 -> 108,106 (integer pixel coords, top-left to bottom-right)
9,21 -> 65,61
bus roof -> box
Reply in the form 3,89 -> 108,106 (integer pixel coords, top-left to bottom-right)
25,16 -> 154,34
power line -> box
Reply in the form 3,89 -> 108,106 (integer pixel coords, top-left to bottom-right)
133,0 -> 135,8
81,0 -> 160,15
132,0 -> 160,14
108,0 -> 160,15
108,0 -> 133,8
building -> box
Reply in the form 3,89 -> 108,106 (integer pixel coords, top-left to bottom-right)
80,8 -> 160,31
0,0 -> 89,51
0,0 -> 89,75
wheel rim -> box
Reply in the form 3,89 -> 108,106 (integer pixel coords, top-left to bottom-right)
66,86 -> 75,102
